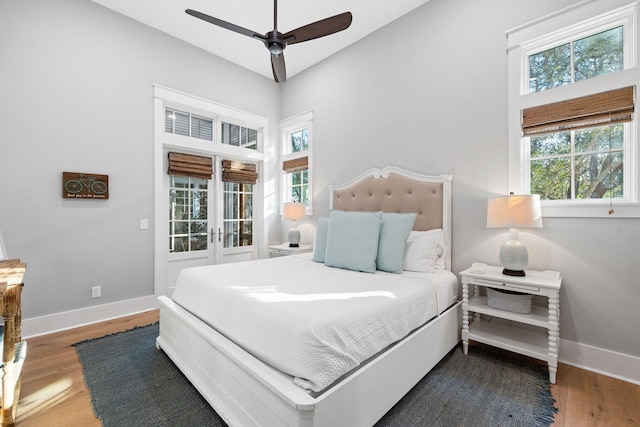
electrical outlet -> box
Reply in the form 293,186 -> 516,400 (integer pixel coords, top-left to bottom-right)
92,286 -> 101,298
140,219 -> 148,230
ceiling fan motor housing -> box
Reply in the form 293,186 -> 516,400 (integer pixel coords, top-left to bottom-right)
264,30 -> 285,55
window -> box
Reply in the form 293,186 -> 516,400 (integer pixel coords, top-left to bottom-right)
280,111 -> 313,210
530,124 -> 624,200
221,122 -> 258,150
169,176 -> 208,253
528,26 -> 624,93
164,107 -> 263,152
507,1 -> 639,217
165,108 -> 213,141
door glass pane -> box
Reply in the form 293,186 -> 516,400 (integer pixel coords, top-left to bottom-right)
223,181 -> 254,249
169,175 -> 209,253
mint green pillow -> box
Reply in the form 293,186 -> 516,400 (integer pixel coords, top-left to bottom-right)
312,217 -> 330,262
376,213 -> 417,273
325,210 -> 383,273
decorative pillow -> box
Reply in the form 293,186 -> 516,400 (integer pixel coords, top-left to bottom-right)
311,217 -> 330,262
376,213 -> 417,273
403,229 -> 445,273
325,210 -> 383,273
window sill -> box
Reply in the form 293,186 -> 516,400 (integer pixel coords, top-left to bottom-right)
542,202 -> 640,218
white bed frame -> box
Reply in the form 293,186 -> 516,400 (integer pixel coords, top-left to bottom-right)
157,166 -> 461,426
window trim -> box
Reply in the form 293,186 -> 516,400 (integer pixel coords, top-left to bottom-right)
507,0 -> 640,218
279,110 -> 313,215
153,85 -> 271,296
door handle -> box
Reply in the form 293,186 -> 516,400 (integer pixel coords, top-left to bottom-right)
218,227 -> 223,243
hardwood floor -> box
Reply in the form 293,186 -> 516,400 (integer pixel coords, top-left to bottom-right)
14,310 -> 640,426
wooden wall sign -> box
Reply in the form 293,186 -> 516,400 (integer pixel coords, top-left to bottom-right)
62,172 -> 109,199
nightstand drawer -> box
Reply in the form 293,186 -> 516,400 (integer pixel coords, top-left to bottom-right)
474,278 -> 540,294
268,244 -> 313,257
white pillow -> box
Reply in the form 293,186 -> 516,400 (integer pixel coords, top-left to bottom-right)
403,229 -> 446,272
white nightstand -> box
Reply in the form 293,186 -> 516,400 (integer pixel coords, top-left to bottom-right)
460,262 -> 562,383
268,243 -> 313,257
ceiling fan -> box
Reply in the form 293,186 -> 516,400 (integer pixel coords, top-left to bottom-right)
186,1 -> 352,83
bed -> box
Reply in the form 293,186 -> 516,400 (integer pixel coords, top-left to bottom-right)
157,166 -> 461,427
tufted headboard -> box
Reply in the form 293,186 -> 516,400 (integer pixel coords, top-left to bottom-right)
329,166 -> 453,270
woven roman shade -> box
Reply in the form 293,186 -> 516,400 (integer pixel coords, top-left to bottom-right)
167,152 -> 213,179
222,160 -> 258,184
522,86 -> 635,136
282,156 -> 308,173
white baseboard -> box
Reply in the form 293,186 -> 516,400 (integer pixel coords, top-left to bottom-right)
22,295 -> 159,339
560,338 -> 640,386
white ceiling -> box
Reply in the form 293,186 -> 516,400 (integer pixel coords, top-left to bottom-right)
91,0 -> 431,81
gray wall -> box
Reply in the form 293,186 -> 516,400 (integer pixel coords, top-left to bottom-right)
0,0 -> 279,318
281,0 -> 640,358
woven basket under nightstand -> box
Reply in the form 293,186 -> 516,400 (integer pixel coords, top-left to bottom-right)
486,287 -> 532,314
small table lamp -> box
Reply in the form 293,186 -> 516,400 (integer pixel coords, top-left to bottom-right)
487,194 -> 542,276
283,202 -> 306,247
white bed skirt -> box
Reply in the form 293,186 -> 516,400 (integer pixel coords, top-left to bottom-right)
157,296 -> 462,427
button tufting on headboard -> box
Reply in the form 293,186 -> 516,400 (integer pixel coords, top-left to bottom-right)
331,171 -> 444,231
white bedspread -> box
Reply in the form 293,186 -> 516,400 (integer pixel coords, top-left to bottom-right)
171,254 -> 458,392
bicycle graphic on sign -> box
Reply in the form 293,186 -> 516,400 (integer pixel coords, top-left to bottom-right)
63,172 -> 109,199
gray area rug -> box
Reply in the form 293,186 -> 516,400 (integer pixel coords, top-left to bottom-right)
75,323 -> 557,427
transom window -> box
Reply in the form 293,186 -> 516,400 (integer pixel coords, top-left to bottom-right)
221,122 -> 258,150
529,26 -> 623,93
165,108 -> 213,141
164,107 -> 261,151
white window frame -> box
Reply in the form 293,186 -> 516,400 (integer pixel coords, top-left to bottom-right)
279,110 -> 313,215
153,85 -> 270,296
507,0 -> 640,217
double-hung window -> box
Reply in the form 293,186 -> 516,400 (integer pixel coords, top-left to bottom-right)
507,1 -> 639,217
280,111 -> 313,211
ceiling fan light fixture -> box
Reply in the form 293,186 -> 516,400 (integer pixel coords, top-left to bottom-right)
268,43 -> 284,55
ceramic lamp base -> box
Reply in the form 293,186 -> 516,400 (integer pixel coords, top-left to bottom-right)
288,228 -> 301,248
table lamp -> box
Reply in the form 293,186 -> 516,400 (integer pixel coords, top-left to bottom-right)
487,194 -> 542,276
283,202 -> 306,247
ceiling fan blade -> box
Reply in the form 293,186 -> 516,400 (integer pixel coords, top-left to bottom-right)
283,12 -> 352,45
271,53 -> 286,83
186,9 -> 265,41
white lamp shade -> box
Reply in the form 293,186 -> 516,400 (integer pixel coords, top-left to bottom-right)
487,194 -> 542,229
283,202 -> 306,220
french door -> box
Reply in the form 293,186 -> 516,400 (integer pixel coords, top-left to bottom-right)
164,154 -> 259,296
